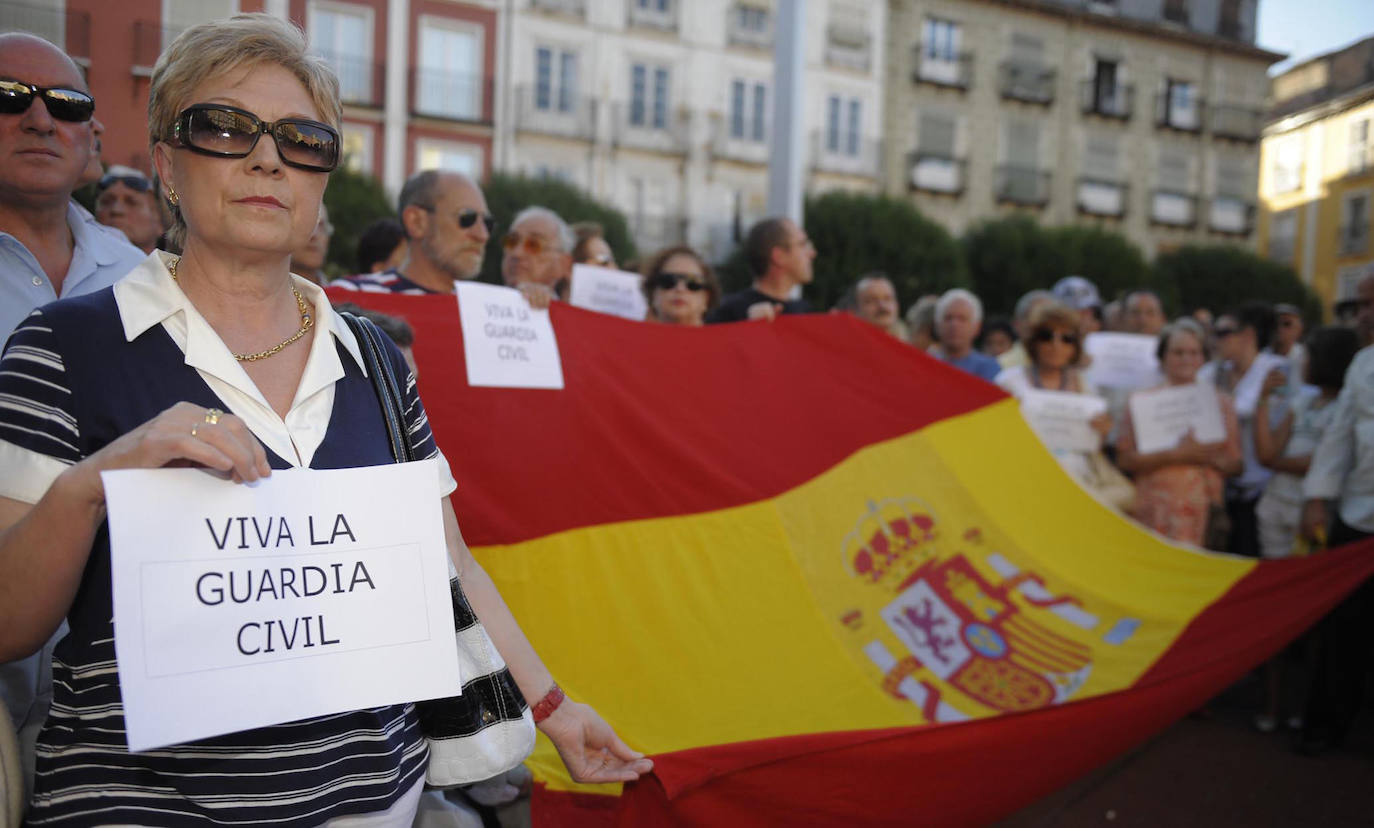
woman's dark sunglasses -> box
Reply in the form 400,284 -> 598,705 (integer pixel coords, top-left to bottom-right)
1033,329 -> 1078,345
417,205 -> 495,233
0,80 -> 94,122
651,272 -> 707,291
170,104 -> 340,172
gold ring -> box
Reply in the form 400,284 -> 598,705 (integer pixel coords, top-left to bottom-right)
204,408 -> 223,426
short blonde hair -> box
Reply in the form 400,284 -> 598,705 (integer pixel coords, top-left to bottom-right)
148,14 -> 341,244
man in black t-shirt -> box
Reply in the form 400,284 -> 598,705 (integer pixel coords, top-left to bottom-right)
706,216 -> 815,323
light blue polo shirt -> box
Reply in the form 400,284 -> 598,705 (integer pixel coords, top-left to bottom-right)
0,200 -> 142,806
0,201 -> 144,338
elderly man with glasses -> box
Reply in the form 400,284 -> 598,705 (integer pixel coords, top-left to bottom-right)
501,205 -> 573,306
336,169 -> 494,294
0,31 -> 145,809
94,165 -> 167,254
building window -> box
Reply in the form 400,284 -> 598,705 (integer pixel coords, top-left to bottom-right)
1162,0 -> 1188,24
923,17 -> 959,62
535,46 -> 577,112
1164,79 -> 1199,130
636,0 -> 669,10
729,80 -> 766,141
1340,192 -> 1370,256
163,0 -> 236,44
1268,209 -> 1296,262
630,63 -> 670,129
417,17 -> 483,120
414,138 -> 482,177
1093,59 -> 1122,113
340,121 -> 373,174
736,4 -> 767,32
825,96 -> 861,156
1271,135 -> 1304,193
1350,119 -> 1371,175
308,2 -> 373,105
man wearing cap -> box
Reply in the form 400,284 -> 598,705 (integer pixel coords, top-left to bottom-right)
1265,303 -> 1306,382
1052,275 -> 1102,335
0,32 -> 145,809
94,165 -> 166,254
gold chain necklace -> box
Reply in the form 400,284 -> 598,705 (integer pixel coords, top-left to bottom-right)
168,257 -> 314,362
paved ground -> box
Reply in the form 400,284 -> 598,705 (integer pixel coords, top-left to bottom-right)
998,672 -> 1374,828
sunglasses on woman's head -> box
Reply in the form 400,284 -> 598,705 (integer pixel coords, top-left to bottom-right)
170,104 -> 340,172
0,80 -> 94,122
651,272 -> 706,291
1033,329 -> 1078,345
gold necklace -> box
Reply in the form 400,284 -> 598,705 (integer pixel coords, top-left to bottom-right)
168,257 -> 314,362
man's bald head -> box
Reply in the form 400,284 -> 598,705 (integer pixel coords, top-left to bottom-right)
397,169 -> 492,287
0,33 -> 93,210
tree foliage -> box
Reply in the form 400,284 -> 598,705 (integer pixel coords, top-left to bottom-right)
1154,244 -> 1322,321
478,173 -> 636,284
962,215 -> 1153,316
322,165 -> 394,278
769,190 -> 966,311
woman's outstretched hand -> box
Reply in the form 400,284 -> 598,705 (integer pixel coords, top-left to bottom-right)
538,699 -> 653,784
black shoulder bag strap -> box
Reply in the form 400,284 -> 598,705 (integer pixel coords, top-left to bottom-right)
340,312 -> 414,464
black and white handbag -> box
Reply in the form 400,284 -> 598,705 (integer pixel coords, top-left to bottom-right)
341,312 -> 536,787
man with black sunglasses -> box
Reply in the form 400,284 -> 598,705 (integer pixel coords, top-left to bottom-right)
0,31 -> 144,809
94,165 -> 166,254
336,169 -> 493,295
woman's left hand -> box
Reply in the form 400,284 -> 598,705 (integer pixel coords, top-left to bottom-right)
539,699 -> 653,784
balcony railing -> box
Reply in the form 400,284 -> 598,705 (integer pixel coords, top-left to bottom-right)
0,0 -> 90,60
1210,105 -> 1262,142
514,85 -> 596,141
316,52 -> 382,108
630,214 -> 687,254
1080,81 -> 1134,119
810,131 -> 882,178
1154,94 -> 1204,132
612,102 -> 687,154
907,152 -> 966,195
995,165 -> 1052,206
1208,197 -> 1255,235
825,24 -> 872,72
1077,177 -> 1129,217
627,2 -> 677,32
999,62 -> 1055,105
411,70 -> 493,124
1150,190 -> 1198,227
133,20 -> 185,69
712,123 -> 769,165
913,46 -> 973,89
727,5 -> 772,49
1339,223 -> 1370,257
531,0 -> 586,18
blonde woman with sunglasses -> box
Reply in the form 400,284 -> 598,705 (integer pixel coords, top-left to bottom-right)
0,15 -> 647,826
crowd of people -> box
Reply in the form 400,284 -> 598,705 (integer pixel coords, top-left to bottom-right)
1,10 -> 1373,826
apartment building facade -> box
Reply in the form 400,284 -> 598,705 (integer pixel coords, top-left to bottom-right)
885,0 -> 1280,259
1257,37 -> 1374,315
0,0 -> 498,197
495,0 -> 888,260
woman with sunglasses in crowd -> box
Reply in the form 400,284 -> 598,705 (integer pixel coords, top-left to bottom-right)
640,245 -> 721,326
1116,319 -> 1243,548
994,302 -> 1123,506
0,15 -> 648,826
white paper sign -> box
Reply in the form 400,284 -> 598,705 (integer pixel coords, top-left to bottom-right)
455,281 -> 564,389
102,462 -> 460,752
1129,383 -> 1226,454
1019,389 -> 1108,453
568,264 -> 648,321
1084,332 -> 1162,390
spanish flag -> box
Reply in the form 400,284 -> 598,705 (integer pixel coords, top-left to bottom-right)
327,289 -> 1374,825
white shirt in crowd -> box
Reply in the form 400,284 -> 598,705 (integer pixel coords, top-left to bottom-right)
1303,346 -> 1374,533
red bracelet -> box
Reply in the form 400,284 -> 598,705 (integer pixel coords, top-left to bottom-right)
532,683 -> 565,724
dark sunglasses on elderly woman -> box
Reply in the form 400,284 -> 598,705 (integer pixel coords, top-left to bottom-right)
0,80 -> 95,122
170,104 -> 340,172
650,272 -> 707,291
1033,329 -> 1078,345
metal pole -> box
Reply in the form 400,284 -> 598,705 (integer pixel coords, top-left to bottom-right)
767,0 -> 806,223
